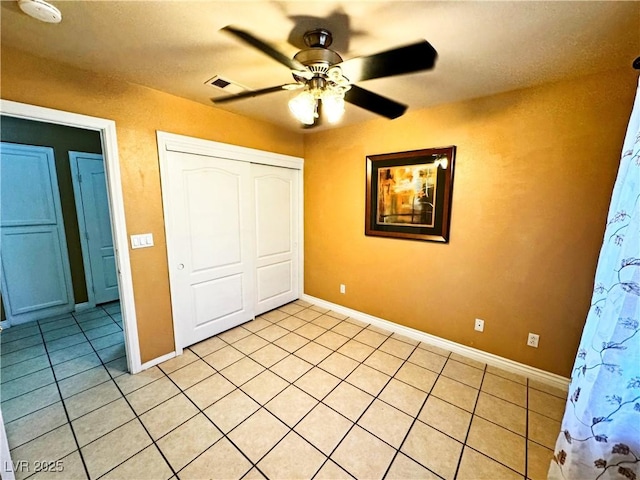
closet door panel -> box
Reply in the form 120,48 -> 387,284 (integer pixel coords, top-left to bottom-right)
252,164 -> 299,315
165,151 -> 255,349
0,143 -> 74,324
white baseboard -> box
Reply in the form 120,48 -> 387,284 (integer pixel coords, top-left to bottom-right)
139,351 -> 176,372
301,294 -> 570,392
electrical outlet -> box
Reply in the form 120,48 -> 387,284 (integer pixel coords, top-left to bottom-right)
340,284 -> 346,294
527,333 -> 540,348
474,319 -> 484,332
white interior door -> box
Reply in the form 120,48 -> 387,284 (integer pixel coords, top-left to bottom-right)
70,152 -> 119,306
165,151 -> 255,349
253,164 -> 299,315
0,142 -> 74,324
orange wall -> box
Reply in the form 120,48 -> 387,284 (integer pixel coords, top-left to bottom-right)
2,45 -> 636,376
1,46 -> 304,363
304,68 -> 637,376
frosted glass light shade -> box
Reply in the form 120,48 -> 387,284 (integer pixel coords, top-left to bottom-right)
288,91 -> 317,125
322,92 -> 345,124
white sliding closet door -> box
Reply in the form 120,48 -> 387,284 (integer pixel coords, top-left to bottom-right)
253,164 -> 299,315
160,133 -> 302,351
165,151 -> 255,349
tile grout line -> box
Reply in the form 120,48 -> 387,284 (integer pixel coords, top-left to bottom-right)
381,348 -> 449,480
282,333 -> 379,478
1,360 -> 128,440
301,317 -> 420,479
0,305 -> 127,473
217,307 -> 375,475
169,307 -> 399,479
165,328 -> 336,478
264,307 -> 460,479
201,327 -> 330,477
3,302 -> 558,479
450,362 -> 487,480
161,346 -> 272,480
0,364 -> 54,392
246,309 -> 381,479
451,364 -> 530,479
71,305 -> 182,480
3,305 -> 134,478
32,315 -> 93,480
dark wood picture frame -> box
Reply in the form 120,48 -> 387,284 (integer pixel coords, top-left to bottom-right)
365,146 -> 456,243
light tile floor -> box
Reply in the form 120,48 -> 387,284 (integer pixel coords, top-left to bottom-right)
0,300 -> 565,479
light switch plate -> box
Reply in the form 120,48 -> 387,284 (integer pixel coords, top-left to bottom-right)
131,233 -> 154,249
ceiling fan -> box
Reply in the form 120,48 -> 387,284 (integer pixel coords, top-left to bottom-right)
211,26 -> 438,127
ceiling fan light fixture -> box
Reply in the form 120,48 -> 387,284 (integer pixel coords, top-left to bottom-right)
288,90 -> 317,125
321,91 -> 345,124
219,26 -> 437,127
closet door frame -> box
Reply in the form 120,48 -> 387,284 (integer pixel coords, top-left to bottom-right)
156,131 -> 304,356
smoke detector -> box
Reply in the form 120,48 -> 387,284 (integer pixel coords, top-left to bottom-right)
18,0 -> 62,23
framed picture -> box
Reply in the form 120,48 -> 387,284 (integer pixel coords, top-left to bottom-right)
365,146 -> 456,243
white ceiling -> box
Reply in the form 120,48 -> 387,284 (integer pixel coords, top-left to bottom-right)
2,1 -> 638,132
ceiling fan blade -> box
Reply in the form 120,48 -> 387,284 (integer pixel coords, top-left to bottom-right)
338,40 -> 438,83
222,26 -> 306,72
211,84 -> 301,104
344,85 -> 407,119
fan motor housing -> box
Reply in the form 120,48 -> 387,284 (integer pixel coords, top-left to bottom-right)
303,29 -> 333,48
294,28 -> 343,75
293,48 -> 343,69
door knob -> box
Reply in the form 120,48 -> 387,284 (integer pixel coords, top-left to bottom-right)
177,264 -> 184,270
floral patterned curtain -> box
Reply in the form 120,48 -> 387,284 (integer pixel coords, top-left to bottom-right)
548,77 -> 640,479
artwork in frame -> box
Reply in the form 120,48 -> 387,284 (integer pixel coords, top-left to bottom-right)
365,146 -> 456,243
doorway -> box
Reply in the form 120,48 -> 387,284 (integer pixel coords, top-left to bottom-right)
1,121 -> 111,322
0,100 -> 142,373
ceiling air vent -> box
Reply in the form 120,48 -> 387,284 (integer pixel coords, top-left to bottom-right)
205,75 -> 248,95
